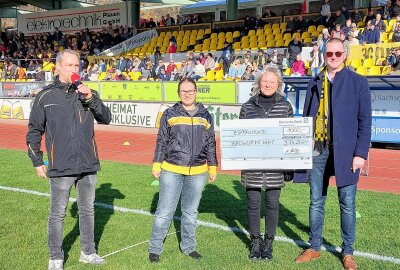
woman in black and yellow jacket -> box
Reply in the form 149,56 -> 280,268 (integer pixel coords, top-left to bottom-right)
148,78 -> 217,263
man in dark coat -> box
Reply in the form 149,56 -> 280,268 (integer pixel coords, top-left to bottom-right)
294,38 -> 371,270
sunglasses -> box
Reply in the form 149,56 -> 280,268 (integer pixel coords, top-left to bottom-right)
325,51 -> 344,57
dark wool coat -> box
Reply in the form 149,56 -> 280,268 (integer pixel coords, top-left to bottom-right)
294,67 -> 372,187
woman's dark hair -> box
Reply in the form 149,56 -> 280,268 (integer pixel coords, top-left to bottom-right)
178,77 -> 197,92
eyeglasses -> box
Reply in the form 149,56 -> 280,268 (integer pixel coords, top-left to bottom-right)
179,89 -> 196,95
325,51 -> 344,58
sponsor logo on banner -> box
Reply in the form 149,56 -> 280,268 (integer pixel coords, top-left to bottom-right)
100,30 -> 158,56
0,82 -> 48,97
104,102 -> 159,127
17,2 -> 129,35
100,81 -> 163,101
0,99 -> 33,119
205,105 -> 241,130
370,90 -> 400,117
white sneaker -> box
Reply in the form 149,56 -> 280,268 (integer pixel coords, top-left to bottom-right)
48,259 -> 63,270
79,251 -> 106,265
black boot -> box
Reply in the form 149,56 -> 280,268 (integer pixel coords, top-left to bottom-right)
261,234 -> 274,260
248,234 -> 262,260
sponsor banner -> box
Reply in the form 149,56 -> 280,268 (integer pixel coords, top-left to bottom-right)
17,2 -> 129,36
371,90 -> 400,117
371,118 -> 400,143
164,82 -> 237,104
100,30 -> 158,56
0,82 -> 48,97
0,99 -> 33,120
100,82 -> 163,101
82,81 -> 100,92
104,102 -> 160,127
348,42 -> 400,62
204,104 -> 241,131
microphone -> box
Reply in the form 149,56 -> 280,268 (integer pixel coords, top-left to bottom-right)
71,73 -> 84,100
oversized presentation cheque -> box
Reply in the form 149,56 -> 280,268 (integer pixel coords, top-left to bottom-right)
220,117 -> 314,170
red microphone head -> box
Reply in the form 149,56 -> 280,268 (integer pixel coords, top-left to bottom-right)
71,73 -> 80,83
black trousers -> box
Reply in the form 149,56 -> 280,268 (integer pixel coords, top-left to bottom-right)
246,188 -> 281,237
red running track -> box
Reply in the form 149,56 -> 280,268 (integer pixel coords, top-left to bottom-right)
1,119 -> 399,194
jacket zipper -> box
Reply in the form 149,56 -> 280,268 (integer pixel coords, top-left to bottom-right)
189,115 -> 194,175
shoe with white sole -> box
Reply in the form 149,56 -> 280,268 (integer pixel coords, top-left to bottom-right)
48,259 -> 63,270
79,251 -> 106,266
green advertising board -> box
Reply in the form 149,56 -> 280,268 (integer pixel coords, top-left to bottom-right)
164,82 -> 236,104
82,81 -> 100,92
100,82 -> 163,101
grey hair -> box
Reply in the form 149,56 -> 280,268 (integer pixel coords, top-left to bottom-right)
251,65 -> 285,96
56,49 -> 80,64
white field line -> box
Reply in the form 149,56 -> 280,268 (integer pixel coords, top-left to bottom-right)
1,185 -> 400,265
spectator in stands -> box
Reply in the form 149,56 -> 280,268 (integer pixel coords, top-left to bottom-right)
175,60 -> 188,81
362,21 -> 381,44
16,64 -> 26,80
165,14 -> 176,26
320,29 -> 331,54
53,28 -> 63,43
26,60 -> 38,79
166,60 -> 177,76
365,10 -> 376,24
141,61 -> 154,80
341,5 -> 350,20
342,19 -> 352,37
193,14 -> 203,24
288,36 -> 303,67
99,60 -> 106,73
253,15 -> 265,29
35,65 -> 46,81
252,61 -> 262,78
199,53 -> 206,65
320,0 -> 331,22
335,10 -> 346,27
154,59 -> 166,79
138,54 -> 150,70
146,18 -> 157,28
391,0 -> 400,18
295,15 -> 308,33
187,52 -> 196,65
154,46 -> 162,64
308,44 -> 324,77
221,42 -> 234,75
388,48 -> 400,74
204,53 -> 216,72
340,33 -> 350,58
263,8 -> 277,18
393,23 -> 400,42
243,15 -> 253,35
349,22 -> 360,39
254,49 -> 267,69
383,1 -> 393,20
331,24 -> 344,39
227,59 -> 241,79
291,54 -> 306,76
322,12 -> 335,29
88,64 -> 100,81
158,16 -> 166,27
241,65 -> 255,80
267,49 -> 282,69
392,16 -> 400,32
186,60 -> 195,78
348,32 -> 360,45
192,58 -> 206,81
177,15 -> 185,25
284,16 -> 297,34
373,14 -> 386,33
158,67 -> 169,81
116,56 -> 127,72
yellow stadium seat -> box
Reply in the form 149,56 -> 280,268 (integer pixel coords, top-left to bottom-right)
275,33 -> 283,40
301,32 -> 310,38
264,24 -> 271,29
217,43 -> 224,50
206,70 -> 215,81
233,31 -> 241,38
267,40 -> 274,47
198,29 -> 205,36
280,22 -> 287,30
363,58 -> 374,68
233,42 -> 241,50
317,25 -> 325,32
159,32 -> 166,37
292,32 -> 301,39
205,29 -> 211,34
284,39 -> 291,46
258,41 -> 267,47
275,40 -> 284,47
272,28 -> 280,35
218,32 -> 225,39
308,25 -> 316,33
357,21 -> 365,27
356,66 -> 367,75
264,29 -> 272,35
209,44 -> 217,51
203,39 -> 210,45
248,30 -> 256,36
310,31 -> 319,37
250,35 -> 257,42
368,66 -> 381,75
241,36 -> 249,43
249,41 -> 258,49
303,38 -> 313,44
272,23 -> 279,29
265,35 -> 274,41
210,33 -> 217,39
194,44 -> 202,51
283,33 -> 292,40
257,35 -> 265,42
210,38 -> 217,44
